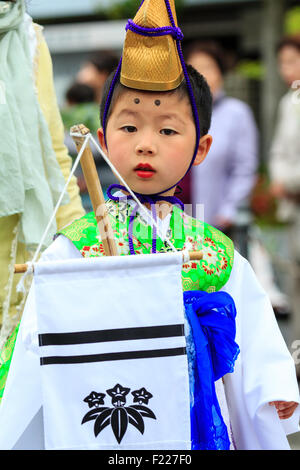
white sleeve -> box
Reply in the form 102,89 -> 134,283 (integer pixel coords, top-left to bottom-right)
269,95 -> 300,192
221,250 -> 300,450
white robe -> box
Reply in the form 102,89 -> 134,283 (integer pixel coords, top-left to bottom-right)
0,235 -> 299,450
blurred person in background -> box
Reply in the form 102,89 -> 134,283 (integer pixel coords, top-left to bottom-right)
184,40 -> 258,258
74,51 -> 120,208
76,50 -> 119,104
65,82 -> 96,106
62,82 -> 99,140
61,82 -> 100,198
269,34 -> 300,234
0,0 -> 84,351
62,82 -> 99,154
269,34 -> 300,359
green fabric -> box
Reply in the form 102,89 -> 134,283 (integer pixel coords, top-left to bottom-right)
0,201 -> 234,402
0,323 -> 19,402
0,1 -> 68,250
61,103 -> 100,139
59,201 -> 234,293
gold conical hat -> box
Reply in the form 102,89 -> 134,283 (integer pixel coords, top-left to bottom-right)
121,0 -> 184,91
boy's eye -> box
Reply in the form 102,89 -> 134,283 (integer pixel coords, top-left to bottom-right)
160,128 -> 177,136
122,125 -> 137,133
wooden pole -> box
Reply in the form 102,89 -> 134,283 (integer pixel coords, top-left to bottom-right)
189,251 -> 203,261
14,250 -> 203,273
14,264 -> 30,274
70,124 -> 118,257
14,122 -> 204,273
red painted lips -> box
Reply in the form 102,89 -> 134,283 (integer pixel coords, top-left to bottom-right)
134,163 -> 156,179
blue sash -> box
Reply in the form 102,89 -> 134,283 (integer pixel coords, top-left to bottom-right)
184,291 -> 240,450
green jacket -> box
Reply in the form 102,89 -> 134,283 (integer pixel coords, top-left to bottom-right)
59,200 -> 234,293
0,200 -> 234,401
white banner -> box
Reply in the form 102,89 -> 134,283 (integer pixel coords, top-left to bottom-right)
35,252 -> 191,450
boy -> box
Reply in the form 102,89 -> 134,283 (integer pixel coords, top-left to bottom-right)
0,0 -> 299,450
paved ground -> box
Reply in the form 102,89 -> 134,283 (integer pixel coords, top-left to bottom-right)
288,432 -> 300,450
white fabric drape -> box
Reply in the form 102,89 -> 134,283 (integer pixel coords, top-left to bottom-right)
1,251 -> 191,450
222,255 -> 300,449
0,235 -> 299,450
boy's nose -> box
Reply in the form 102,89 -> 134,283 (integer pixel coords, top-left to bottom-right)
135,135 -> 157,156
136,145 -> 154,156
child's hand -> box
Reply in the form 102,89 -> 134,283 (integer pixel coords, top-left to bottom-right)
269,401 -> 298,419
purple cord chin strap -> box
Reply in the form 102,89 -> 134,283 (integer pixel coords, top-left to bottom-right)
103,0 -> 201,192
104,0 -> 200,254
125,19 -> 184,41
107,184 -> 184,255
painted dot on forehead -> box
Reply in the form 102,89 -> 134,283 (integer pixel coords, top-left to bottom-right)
154,99 -> 161,106
134,98 -> 140,104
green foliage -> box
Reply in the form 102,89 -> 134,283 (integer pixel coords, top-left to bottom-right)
235,6 -> 300,82
285,6 -> 300,35
94,0 -> 140,20
61,103 -> 100,136
235,60 -> 264,80
94,0 -> 185,20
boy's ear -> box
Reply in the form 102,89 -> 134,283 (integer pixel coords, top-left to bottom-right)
97,128 -> 107,152
193,134 -> 213,166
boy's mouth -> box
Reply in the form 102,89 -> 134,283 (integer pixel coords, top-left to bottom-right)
134,163 -> 156,179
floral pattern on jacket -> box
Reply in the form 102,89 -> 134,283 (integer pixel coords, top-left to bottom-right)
59,200 -> 234,293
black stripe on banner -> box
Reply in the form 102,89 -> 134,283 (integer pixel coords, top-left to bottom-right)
40,347 -> 186,366
39,324 -> 184,347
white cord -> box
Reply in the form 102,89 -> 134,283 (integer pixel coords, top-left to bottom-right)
182,249 -> 190,263
30,133 -> 92,265
16,132 -> 92,295
20,128 -> 179,282
16,135 -> 91,292
89,134 -> 178,253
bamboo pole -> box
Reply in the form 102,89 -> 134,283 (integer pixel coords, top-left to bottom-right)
14,264 -> 30,274
189,250 -> 203,261
14,122 -> 203,273
14,250 -> 203,273
70,124 -> 118,257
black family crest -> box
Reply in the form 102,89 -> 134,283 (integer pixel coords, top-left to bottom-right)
81,384 -> 156,444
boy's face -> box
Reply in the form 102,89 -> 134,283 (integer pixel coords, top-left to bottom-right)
278,45 -> 300,87
187,52 -> 223,96
98,89 -> 212,196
